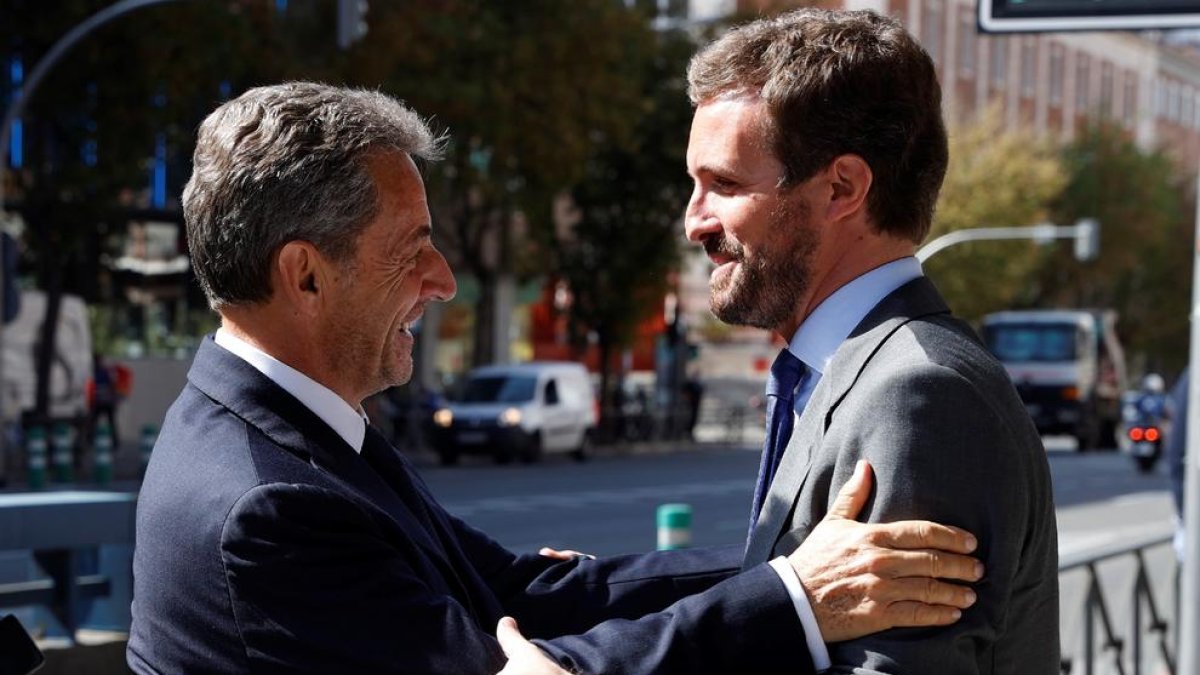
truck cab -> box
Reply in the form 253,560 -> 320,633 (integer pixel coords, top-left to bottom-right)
981,309 -> 1126,450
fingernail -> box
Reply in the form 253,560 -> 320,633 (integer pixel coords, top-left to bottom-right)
973,562 -> 985,579
951,609 -> 962,620
855,459 -> 866,476
965,534 -> 977,552
964,589 -> 977,606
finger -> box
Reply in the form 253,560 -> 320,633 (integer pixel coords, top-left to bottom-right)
826,460 -> 873,521
874,577 -> 978,609
875,520 -> 978,554
869,549 -> 984,582
883,601 -> 964,628
496,617 -> 526,658
539,548 -> 593,561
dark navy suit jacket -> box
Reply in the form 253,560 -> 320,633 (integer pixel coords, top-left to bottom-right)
128,337 -> 810,674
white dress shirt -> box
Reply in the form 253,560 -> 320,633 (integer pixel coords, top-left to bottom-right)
214,329 -> 367,453
772,256 -> 924,671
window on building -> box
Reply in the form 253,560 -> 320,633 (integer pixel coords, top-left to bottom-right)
991,37 -> 1008,88
959,8 -> 976,76
1076,54 -> 1090,111
1184,87 -> 1194,128
1100,62 -> 1114,118
923,0 -> 942,67
1049,44 -> 1064,105
1170,82 -> 1181,122
1123,73 -> 1137,124
1021,38 -> 1036,97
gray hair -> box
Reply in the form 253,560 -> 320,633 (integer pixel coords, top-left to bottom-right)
183,82 -> 443,308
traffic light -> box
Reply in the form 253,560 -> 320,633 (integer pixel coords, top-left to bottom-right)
337,0 -> 369,50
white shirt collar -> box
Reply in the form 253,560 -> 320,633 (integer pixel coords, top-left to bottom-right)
214,328 -> 368,453
787,257 -> 923,375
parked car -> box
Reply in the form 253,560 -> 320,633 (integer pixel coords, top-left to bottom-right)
429,362 -> 597,465
982,309 -> 1127,450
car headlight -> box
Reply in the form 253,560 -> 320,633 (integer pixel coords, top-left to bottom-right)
499,407 -> 522,427
433,409 -> 454,428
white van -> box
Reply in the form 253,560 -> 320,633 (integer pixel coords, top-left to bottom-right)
429,362 -> 597,465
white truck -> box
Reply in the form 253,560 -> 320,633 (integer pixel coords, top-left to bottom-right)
981,309 -> 1126,450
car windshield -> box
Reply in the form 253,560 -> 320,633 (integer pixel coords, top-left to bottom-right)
460,375 -> 537,403
985,323 -> 1078,362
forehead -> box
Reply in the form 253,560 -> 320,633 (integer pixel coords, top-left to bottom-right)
686,97 -> 779,174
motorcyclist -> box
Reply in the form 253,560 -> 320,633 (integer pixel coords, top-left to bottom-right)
1123,373 -> 1169,472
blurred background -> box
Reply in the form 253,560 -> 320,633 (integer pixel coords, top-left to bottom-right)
3,1 -> 1199,673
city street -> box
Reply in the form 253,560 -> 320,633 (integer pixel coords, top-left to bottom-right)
417,440 -> 1178,673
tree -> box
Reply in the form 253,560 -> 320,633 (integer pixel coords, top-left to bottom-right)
923,109 -> 1067,321
2,0 -> 290,422
346,0 -> 652,366
1035,121 -> 1190,373
551,25 -> 695,422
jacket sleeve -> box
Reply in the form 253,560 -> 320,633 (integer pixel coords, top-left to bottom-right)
222,482 -> 814,675
443,501 -> 817,674
535,562 -> 815,675
794,364 -> 1059,674
445,509 -> 747,637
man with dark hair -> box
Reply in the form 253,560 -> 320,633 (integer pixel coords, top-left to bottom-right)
683,9 -> 1059,673
130,81 -> 983,675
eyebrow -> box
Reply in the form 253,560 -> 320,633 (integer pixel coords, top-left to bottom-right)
403,224 -> 433,247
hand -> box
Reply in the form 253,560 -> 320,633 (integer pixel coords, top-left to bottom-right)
788,460 -> 983,642
538,547 -> 595,561
495,617 -> 571,675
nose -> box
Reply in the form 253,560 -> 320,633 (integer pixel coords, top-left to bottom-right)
684,184 -> 718,244
423,247 -> 457,303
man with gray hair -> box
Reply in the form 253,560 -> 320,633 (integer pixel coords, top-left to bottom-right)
130,81 -> 983,674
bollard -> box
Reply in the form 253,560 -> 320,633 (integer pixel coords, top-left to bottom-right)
656,503 -> 692,551
26,426 -> 46,490
139,424 -> 158,477
51,421 -> 74,483
94,420 -> 113,486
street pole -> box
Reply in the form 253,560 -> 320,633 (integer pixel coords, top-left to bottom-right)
1177,167 -> 1200,674
915,220 -> 1098,263
0,0 -> 183,468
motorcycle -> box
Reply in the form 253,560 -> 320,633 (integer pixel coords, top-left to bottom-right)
1120,389 -> 1167,473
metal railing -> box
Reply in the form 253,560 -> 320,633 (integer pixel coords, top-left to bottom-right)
1059,526 -> 1176,675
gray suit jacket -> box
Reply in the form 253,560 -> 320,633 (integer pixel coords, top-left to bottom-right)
744,277 -> 1059,674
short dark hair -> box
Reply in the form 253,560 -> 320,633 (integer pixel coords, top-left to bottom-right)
183,82 -> 443,309
687,9 -> 948,243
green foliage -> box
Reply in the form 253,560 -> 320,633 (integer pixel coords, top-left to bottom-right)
338,0 -> 655,363
924,109 -> 1067,321
1037,121 -> 1190,372
556,28 -> 694,351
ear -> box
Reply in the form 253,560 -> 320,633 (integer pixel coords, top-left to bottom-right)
822,154 -> 873,225
275,241 -> 329,317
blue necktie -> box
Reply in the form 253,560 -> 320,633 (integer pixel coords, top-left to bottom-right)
749,349 -> 806,534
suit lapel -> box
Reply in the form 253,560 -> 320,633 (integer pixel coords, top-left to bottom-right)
187,337 -> 456,576
742,278 -> 952,567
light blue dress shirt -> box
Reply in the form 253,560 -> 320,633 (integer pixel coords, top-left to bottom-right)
786,256 -> 924,416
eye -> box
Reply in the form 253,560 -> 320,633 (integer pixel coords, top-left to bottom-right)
711,176 -> 738,194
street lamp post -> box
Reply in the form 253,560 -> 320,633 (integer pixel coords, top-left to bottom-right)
915,219 -> 1099,263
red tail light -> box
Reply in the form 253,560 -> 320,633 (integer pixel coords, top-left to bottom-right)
1129,427 -> 1145,442
1146,428 -> 1161,442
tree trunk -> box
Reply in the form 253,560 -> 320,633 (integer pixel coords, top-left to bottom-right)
472,272 -> 496,368
34,242 -> 63,425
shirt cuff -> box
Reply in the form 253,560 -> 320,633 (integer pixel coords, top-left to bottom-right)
768,556 -> 832,671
